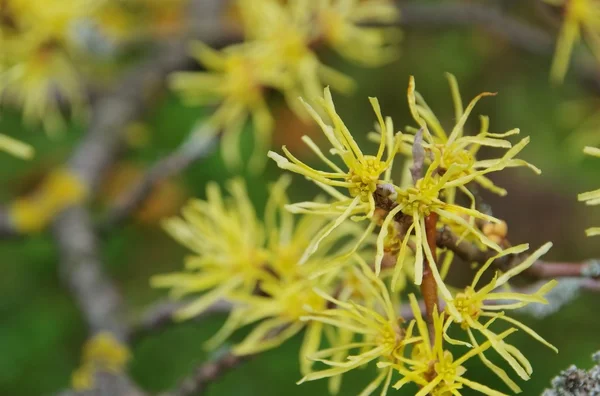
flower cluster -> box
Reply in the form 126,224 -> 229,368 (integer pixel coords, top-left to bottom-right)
153,73 -> 564,395
0,0 -> 190,130
170,0 -> 399,170
0,0 -> 100,130
151,177 -> 363,375
269,75 -> 538,302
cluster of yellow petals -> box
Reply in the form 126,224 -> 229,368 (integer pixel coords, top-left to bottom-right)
71,332 -> 131,391
170,0 -> 399,170
0,0 -> 98,130
151,177 -> 358,374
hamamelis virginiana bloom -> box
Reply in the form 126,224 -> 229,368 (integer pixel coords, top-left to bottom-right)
314,0 -> 400,67
269,87 -> 400,264
151,179 -> 270,320
298,257 -> 421,396
238,0 -> 355,113
386,294 -> 516,396
578,146 -> 600,236
545,0 -> 600,83
443,242 -> 558,388
407,74 -> 540,198
381,159 -> 504,307
211,178 -> 350,375
71,332 -> 131,391
0,0 -> 97,130
170,42 -> 281,170
227,279 -> 328,375
152,177 -> 356,375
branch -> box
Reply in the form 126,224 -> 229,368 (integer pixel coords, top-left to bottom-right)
48,1 -> 229,394
128,299 -> 232,343
101,130 -> 217,231
53,207 -> 129,338
160,351 -> 252,396
421,213 -> 440,341
437,224 -> 600,285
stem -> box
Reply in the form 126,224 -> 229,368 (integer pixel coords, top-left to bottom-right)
421,213 -> 440,341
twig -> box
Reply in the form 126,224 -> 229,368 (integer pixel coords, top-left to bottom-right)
101,129 -> 217,231
53,206 -> 128,339
436,224 -> 600,290
128,299 -> 232,343
422,213 -> 440,341
48,1 -> 229,395
161,351 -> 253,396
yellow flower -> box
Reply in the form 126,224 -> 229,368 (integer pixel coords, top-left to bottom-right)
383,158 -> 504,308
298,257 -> 420,396
71,332 -> 131,391
0,0 -> 96,130
229,279 -> 327,376
1,42 -> 84,131
269,86 -> 400,264
443,242 -> 558,388
151,179 -> 270,320
546,0 -> 600,83
9,167 -> 87,232
238,0 -> 355,110
152,177 -> 351,375
407,74 -> 540,198
578,146 -> 600,236
314,0 -> 400,66
170,42 -> 279,170
387,294 -> 515,396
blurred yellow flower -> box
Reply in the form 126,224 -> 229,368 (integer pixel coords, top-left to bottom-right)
546,0 -> 600,83
10,167 -> 87,232
315,0 -> 400,66
152,177 -> 353,375
151,179 -> 269,320
71,332 -> 131,391
170,42 -> 280,170
298,258 -> 420,396
0,0 -> 97,130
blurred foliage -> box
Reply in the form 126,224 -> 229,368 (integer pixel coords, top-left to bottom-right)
1,18 -> 600,396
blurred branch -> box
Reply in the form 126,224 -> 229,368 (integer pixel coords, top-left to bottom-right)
437,224 -> 600,287
101,130 -> 218,231
58,372 -> 145,396
161,351 -> 252,396
53,206 -> 128,338
128,299 -> 232,343
49,1 -> 229,395
396,2 -> 600,93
